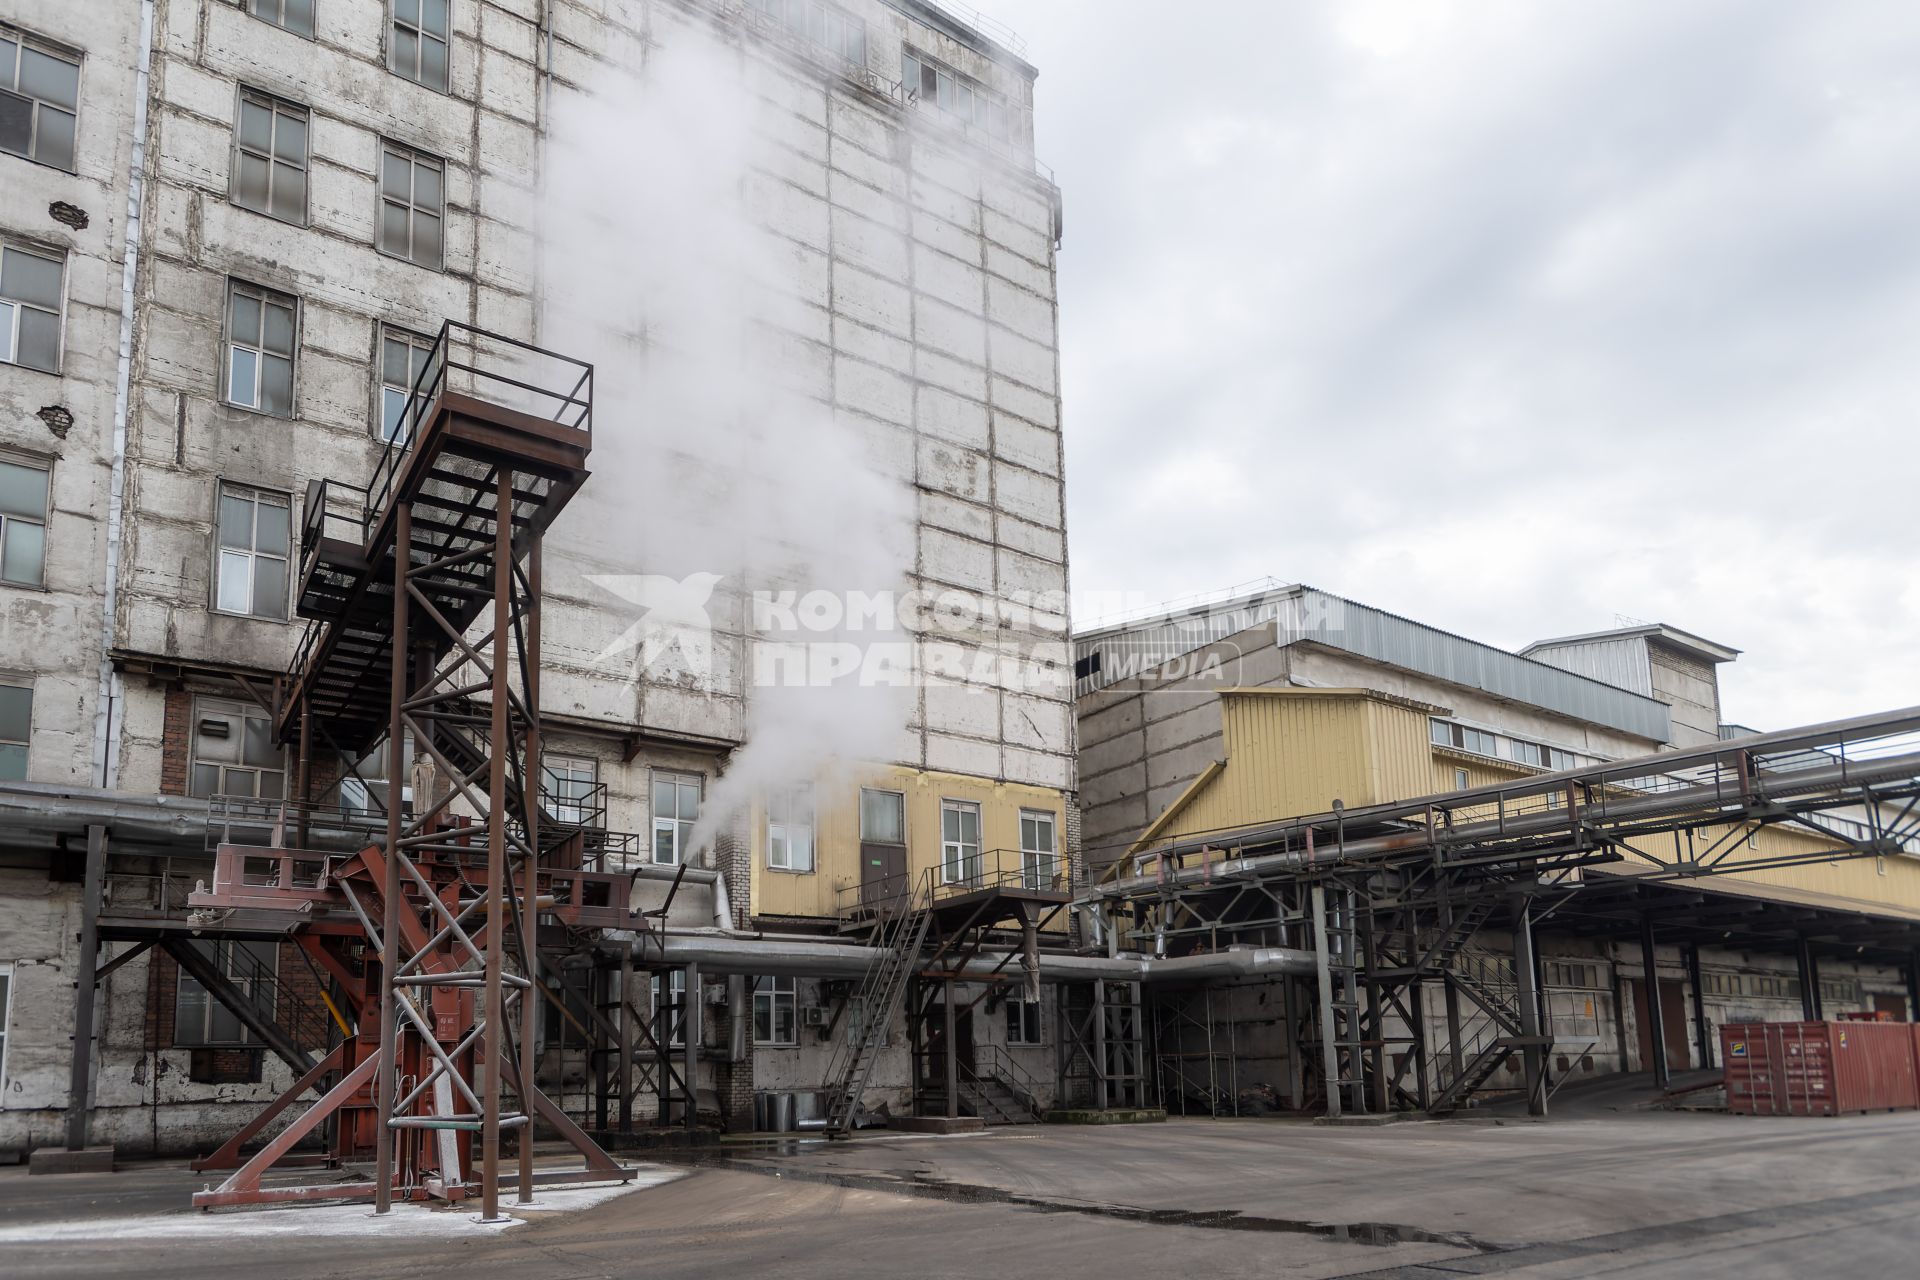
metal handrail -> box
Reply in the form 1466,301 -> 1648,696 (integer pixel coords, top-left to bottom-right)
964,1041 -> 1045,1118
835,847 -> 1067,917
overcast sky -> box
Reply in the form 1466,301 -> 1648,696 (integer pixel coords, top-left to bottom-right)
1014,0 -> 1920,731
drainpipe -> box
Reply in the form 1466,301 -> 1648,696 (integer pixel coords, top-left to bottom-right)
91,0 -> 155,789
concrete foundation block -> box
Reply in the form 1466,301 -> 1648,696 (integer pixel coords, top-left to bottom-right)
892,1116 -> 985,1134
1043,1108 -> 1167,1125
28,1146 -> 115,1175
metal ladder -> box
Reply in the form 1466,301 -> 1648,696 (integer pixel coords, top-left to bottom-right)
823,874 -> 933,1136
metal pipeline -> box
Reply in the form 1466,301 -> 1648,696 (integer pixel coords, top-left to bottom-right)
620,930 -> 1311,983
626,861 -> 733,931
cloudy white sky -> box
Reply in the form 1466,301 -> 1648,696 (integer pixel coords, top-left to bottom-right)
1010,0 -> 1920,731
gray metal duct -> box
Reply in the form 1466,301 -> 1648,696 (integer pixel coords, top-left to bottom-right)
622,930 -> 1311,983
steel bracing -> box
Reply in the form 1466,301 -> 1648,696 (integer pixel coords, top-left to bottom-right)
187,323 -> 632,1214
1095,708 -> 1920,1119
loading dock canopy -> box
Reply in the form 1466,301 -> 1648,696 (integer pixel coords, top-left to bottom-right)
1557,868 -> 1920,964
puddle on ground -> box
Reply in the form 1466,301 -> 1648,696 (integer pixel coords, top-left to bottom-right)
659,1153 -> 1494,1250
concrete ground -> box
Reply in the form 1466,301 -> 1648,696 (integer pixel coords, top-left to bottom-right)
5,1102 -> 1919,1278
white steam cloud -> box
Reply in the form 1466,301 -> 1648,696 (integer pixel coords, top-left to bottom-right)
537,24 -> 917,855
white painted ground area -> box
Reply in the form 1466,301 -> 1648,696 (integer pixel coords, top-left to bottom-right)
0,1167 -> 684,1243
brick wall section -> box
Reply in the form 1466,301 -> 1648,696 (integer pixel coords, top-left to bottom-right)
711,828 -> 756,1128
141,940 -> 333,1052
714,826 -> 751,928
158,685 -> 191,796
1065,795 -> 1085,947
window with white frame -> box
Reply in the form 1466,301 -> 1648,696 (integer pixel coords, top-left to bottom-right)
224,281 -> 297,416
860,787 -> 905,844
246,0 -> 314,39
390,0 -> 450,92
542,754 -> 598,827
0,961 -> 11,1089
377,324 -> 434,442
0,455 -> 49,587
900,48 -> 1030,148
215,482 -> 291,620
0,678 -> 30,782
745,0 -> 867,66
1005,996 -> 1041,1046
190,696 -> 285,800
1019,809 -> 1057,890
940,799 -> 981,886
378,141 -> 444,269
652,969 -> 685,1047
0,240 -> 63,373
767,783 -> 815,873
232,89 -> 309,225
173,939 -> 278,1047
0,28 -> 79,171
753,975 -> 797,1046
651,771 -> 701,865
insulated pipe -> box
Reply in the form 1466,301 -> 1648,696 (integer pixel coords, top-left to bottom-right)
625,861 -> 732,931
622,931 -> 1312,984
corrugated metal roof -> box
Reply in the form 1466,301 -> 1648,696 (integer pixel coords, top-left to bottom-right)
1074,585 -> 1673,743
1525,634 -> 1655,697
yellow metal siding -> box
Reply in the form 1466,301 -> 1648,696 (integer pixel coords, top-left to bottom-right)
748,766 -> 1070,926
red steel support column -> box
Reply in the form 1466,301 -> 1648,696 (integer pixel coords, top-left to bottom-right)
481,471 -> 512,1222
374,501 -> 410,1215
517,536 -> 542,1203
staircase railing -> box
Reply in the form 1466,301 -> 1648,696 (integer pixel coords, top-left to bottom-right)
823,869 -> 934,1135
967,1042 -> 1045,1119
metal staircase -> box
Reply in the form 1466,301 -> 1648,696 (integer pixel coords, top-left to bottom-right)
823,872 -> 933,1136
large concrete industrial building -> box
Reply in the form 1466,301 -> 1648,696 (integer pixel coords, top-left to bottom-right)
1,0 -> 1074,1179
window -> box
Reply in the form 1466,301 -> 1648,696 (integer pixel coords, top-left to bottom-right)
940,799 -> 980,886
0,456 -> 49,586
0,29 -> 78,171
746,0 -> 867,67
246,0 -> 315,39
1454,768 -> 1469,790
651,770 -> 701,865
0,241 -> 63,373
1544,961 -> 1603,990
377,324 -> 434,442
0,679 -> 29,781
767,784 -> 815,873
901,49 -> 1029,147
224,281 -> 297,416
215,483 -> 291,619
174,940 -> 277,1047
190,696 -> 285,799
860,787 -> 905,844
1019,809 -> 1056,890
0,961 -> 10,1088
232,90 -> 308,225
1005,996 -> 1041,1046
652,970 -> 685,1047
541,754 -> 598,827
1430,719 -> 1498,759
378,142 -> 444,269
753,975 -> 797,1046
390,0 -> 450,93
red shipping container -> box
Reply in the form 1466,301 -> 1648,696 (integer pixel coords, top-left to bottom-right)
1721,1022 -> 1919,1116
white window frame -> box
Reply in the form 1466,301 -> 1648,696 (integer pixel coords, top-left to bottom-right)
172,939 -> 278,1048
900,47 -> 1030,147
0,27 -> 80,172
859,787 -> 905,845
0,452 -> 50,588
0,960 -> 11,1090
651,769 -> 702,866
542,753 -> 599,828
1018,809 -> 1057,891
0,676 -> 28,783
940,798 -> 981,886
653,969 -> 686,1048
245,0 -> 315,39
377,140 -> 445,270
189,695 -> 286,801
224,280 -> 298,417
1005,995 -> 1042,1046
767,783 -> 815,873
753,975 -> 797,1047
376,323 -> 435,442
0,238 -> 65,374
231,88 -> 309,226
213,481 -> 292,620
389,0 -> 451,93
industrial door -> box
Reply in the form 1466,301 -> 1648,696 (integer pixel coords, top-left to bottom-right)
1632,979 -> 1692,1073
861,842 -> 907,910
1873,993 -> 1909,1021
